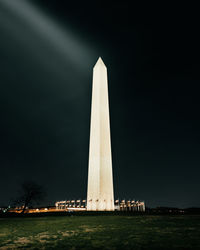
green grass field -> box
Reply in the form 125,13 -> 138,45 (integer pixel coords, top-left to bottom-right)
0,215 -> 200,249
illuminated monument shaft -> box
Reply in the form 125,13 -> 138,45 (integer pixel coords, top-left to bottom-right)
87,57 -> 114,211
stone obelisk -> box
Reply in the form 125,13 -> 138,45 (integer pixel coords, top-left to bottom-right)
87,57 -> 114,211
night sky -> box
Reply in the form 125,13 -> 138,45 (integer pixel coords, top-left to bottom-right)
0,0 -> 200,208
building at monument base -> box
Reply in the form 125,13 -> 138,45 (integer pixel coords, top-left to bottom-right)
114,200 -> 145,212
55,199 -> 145,212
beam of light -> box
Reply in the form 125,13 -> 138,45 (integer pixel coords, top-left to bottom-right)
0,0 -> 95,71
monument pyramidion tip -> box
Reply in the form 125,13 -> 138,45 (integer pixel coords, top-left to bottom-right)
94,57 -> 106,68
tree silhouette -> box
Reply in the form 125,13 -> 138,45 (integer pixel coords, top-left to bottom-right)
14,181 -> 46,213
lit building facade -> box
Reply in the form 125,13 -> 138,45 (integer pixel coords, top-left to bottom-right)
55,199 -> 145,212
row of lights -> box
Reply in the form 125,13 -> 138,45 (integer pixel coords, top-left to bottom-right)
56,200 -> 144,207
56,200 -> 141,203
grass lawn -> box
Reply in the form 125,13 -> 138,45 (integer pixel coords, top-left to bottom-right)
0,215 -> 200,249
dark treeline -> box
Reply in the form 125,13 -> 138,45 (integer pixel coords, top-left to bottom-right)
1,207 -> 200,218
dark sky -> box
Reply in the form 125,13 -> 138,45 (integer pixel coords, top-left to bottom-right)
0,0 -> 200,208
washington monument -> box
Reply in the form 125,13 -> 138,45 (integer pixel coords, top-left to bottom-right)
87,57 -> 114,211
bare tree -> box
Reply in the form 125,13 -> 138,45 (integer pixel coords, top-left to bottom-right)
14,181 -> 46,213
